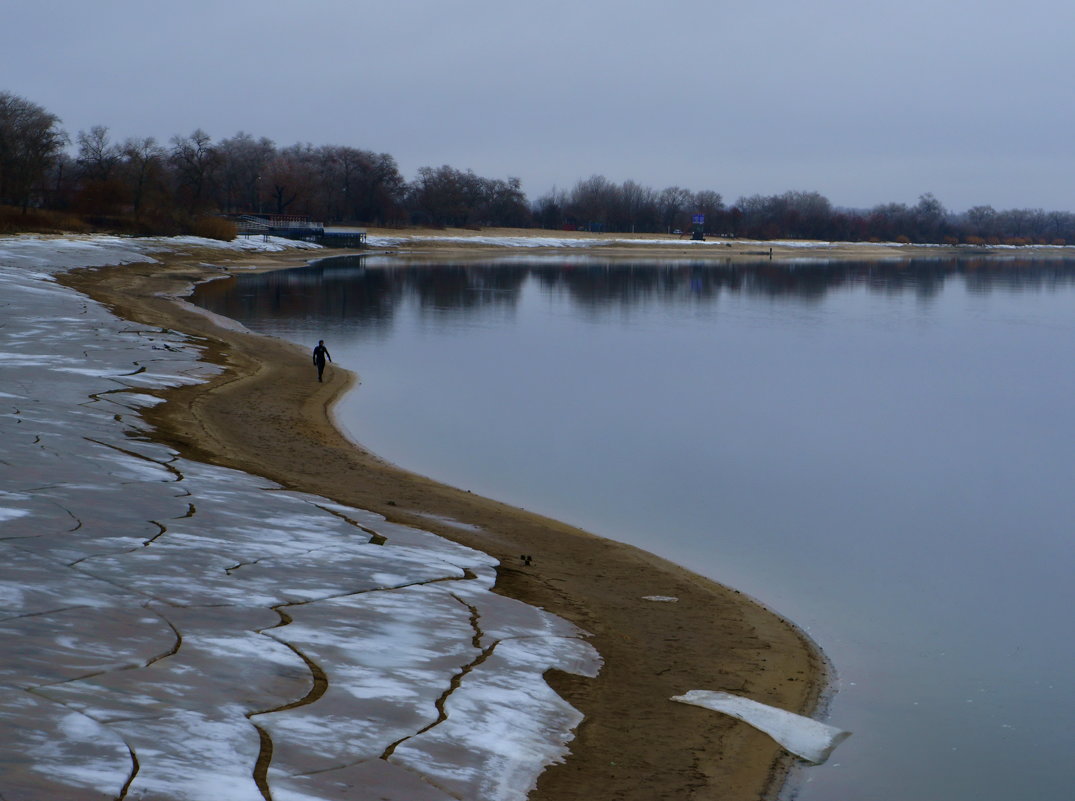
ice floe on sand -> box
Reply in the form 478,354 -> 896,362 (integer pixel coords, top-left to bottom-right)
671,690 -> 850,765
0,235 -> 599,801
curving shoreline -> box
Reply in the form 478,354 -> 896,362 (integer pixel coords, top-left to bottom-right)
62,241 -> 826,801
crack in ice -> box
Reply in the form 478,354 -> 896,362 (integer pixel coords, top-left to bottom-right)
0,237 -> 602,801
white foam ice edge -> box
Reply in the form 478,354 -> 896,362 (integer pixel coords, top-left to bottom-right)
671,690 -> 850,765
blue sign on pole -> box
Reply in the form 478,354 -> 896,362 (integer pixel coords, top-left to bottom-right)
692,214 -> 705,225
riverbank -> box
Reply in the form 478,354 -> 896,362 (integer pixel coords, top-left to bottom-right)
62,237 -> 826,801
359,225 -> 1075,263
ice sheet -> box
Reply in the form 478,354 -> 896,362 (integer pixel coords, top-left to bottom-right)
671,690 -> 850,765
0,235 -> 601,801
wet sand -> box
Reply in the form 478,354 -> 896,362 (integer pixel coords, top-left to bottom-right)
62,235 -> 830,801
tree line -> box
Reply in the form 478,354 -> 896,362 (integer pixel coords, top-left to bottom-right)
2,89 -> 1074,245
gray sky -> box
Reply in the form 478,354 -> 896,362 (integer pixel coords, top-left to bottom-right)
4,0 -> 1073,213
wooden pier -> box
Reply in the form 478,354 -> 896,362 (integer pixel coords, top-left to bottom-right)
232,215 -> 367,247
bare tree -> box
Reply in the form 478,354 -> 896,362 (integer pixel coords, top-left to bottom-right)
76,126 -> 121,182
119,137 -> 166,220
478,176 -> 530,227
72,125 -> 129,215
264,143 -> 320,215
658,186 -> 692,233
409,165 -> 487,226
312,146 -> 404,223
692,190 -> 724,233
0,91 -> 67,211
567,175 -> 616,230
170,129 -> 219,213
216,132 -> 275,214
355,151 -> 406,223
533,187 -> 567,229
1045,210 -> 1074,242
866,202 -> 912,241
617,180 -> 658,233
964,205 -> 997,238
996,208 -> 1033,240
912,193 -> 947,242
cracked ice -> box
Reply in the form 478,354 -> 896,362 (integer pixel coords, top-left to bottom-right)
0,235 -> 600,801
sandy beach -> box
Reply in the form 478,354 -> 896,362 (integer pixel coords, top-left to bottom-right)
58,232 -> 840,800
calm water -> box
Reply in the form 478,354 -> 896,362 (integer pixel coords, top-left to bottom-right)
194,255 -> 1075,801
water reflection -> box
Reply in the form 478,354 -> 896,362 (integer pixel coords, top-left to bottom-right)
197,256 -> 1075,327
191,254 -> 1075,801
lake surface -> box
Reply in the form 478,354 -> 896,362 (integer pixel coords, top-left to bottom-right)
194,254 -> 1075,801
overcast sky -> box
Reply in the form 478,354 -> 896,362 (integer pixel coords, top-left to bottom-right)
4,0 -> 1073,213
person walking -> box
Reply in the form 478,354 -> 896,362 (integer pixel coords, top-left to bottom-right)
312,339 -> 332,382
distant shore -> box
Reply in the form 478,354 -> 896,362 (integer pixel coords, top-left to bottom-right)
64,233 -> 830,801
358,224 -> 1075,263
